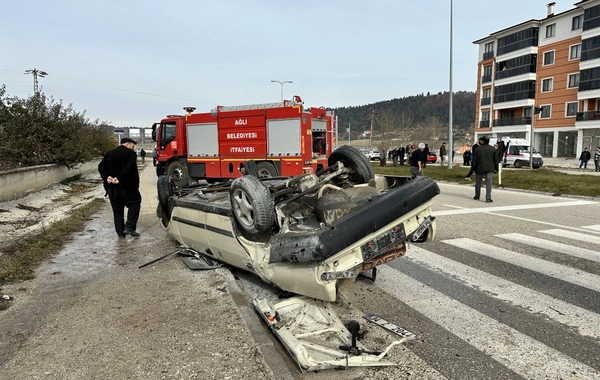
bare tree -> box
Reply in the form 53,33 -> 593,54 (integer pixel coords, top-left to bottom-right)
377,109 -> 398,150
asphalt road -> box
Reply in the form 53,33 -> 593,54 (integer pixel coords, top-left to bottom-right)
234,180 -> 600,379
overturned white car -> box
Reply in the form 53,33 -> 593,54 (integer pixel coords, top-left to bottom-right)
156,145 -> 440,371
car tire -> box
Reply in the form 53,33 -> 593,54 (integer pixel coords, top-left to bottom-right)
514,160 -> 522,168
256,162 -> 278,178
157,175 -> 174,225
230,175 -> 276,234
328,146 -> 375,184
167,160 -> 189,187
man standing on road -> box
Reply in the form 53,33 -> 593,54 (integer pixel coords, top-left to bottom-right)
98,137 -> 142,237
594,147 -> 600,172
439,143 -> 447,166
410,143 -> 426,178
471,136 -> 499,203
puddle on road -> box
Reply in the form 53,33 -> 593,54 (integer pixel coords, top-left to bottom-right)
37,211 -> 130,287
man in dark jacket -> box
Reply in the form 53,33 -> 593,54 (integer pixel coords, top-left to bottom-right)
471,136 -> 499,203
410,143 -> 426,178
98,137 -> 142,237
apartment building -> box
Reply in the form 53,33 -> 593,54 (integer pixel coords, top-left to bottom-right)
473,0 -> 600,158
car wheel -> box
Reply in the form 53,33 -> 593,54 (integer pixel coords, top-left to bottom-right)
230,176 -> 276,234
514,160 -> 522,168
328,146 -> 375,184
256,162 -> 278,178
157,175 -> 174,220
167,160 -> 189,187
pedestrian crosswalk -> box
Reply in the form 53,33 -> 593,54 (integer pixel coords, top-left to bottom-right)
374,225 -> 600,379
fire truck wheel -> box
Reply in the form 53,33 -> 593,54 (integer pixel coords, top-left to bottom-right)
230,176 -> 276,234
167,161 -> 189,187
328,146 -> 375,184
157,175 -> 174,221
256,162 -> 278,178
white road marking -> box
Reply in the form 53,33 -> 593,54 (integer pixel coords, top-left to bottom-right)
407,246 -> 600,339
541,229 -> 600,246
376,265 -> 600,379
443,238 -> 600,292
497,233 -> 600,263
583,225 -> 600,232
434,200 -> 596,216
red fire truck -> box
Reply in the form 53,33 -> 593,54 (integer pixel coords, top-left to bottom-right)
151,96 -> 335,187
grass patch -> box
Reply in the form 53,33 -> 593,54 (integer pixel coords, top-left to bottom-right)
60,174 -> 83,185
374,165 -> 600,198
0,197 -> 105,286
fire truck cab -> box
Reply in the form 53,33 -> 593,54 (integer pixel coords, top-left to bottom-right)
151,96 -> 335,187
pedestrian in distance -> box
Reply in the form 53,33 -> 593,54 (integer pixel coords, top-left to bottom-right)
410,143 -> 426,178
152,147 -> 158,167
579,147 -> 592,170
439,143 -> 447,166
379,148 -> 387,167
140,148 -> 147,163
98,137 -> 142,238
465,140 -> 480,180
594,147 -> 600,172
471,136 -> 499,203
391,148 -> 398,166
463,149 -> 471,166
423,144 -> 430,167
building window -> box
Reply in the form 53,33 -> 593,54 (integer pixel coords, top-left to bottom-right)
543,50 -> 555,65
523,107 -> 532,117
542,78 -> 553,92
568,73 -> 580,88
566,102 -> 578,117
546,23 -> 556,38
482,88 -> 491,98
540,105 -> 551,119
573,15 -> 583,30
485,42 -> 493,52
570,44 -> 581,60
481,111 -> 490,121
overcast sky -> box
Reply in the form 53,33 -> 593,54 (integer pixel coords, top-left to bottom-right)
1,0 -> 571,127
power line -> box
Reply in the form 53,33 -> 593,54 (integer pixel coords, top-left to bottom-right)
47,74 -> 221,105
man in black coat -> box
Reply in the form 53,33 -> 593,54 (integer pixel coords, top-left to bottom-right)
98,137 -> 142,237
471,136 -> 499,203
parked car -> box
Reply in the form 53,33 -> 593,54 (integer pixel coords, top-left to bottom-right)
367,149 -> 381,161
427,152 -> 438,163
155,145 -> 439,371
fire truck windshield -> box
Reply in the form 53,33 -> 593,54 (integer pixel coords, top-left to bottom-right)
160,121 -> 176,148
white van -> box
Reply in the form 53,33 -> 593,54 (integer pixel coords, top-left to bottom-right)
500,138 -> 544,168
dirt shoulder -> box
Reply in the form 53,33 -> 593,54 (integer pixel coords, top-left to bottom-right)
0,165 -> 273,380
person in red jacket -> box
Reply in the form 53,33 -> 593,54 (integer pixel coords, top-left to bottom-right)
98,137 -> 142,237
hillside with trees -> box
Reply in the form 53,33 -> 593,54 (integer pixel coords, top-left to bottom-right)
334,91 -> 476,150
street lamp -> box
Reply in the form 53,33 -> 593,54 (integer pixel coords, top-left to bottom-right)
271,80 -> 293,101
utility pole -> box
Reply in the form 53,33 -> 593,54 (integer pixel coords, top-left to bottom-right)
448,0 -> 454,169
369,110 -> 377,149
24,69 -> 48,93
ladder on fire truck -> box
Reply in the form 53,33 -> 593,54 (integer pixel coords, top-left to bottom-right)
211,95 -> 303,113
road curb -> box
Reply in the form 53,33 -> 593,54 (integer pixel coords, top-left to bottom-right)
218,268 -> 296,380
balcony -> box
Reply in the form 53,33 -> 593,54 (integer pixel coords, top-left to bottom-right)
483,51 -> 495,60
479,120 -> 491,128
494,91 -> 535,103
481,74 -> 492,83
495,65 -> 536,80
576,111 -> 600,121
493,117 -> 532,127
480,97 -> 491,106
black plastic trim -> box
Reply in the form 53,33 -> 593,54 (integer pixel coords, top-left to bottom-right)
269,176 -> 440,263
